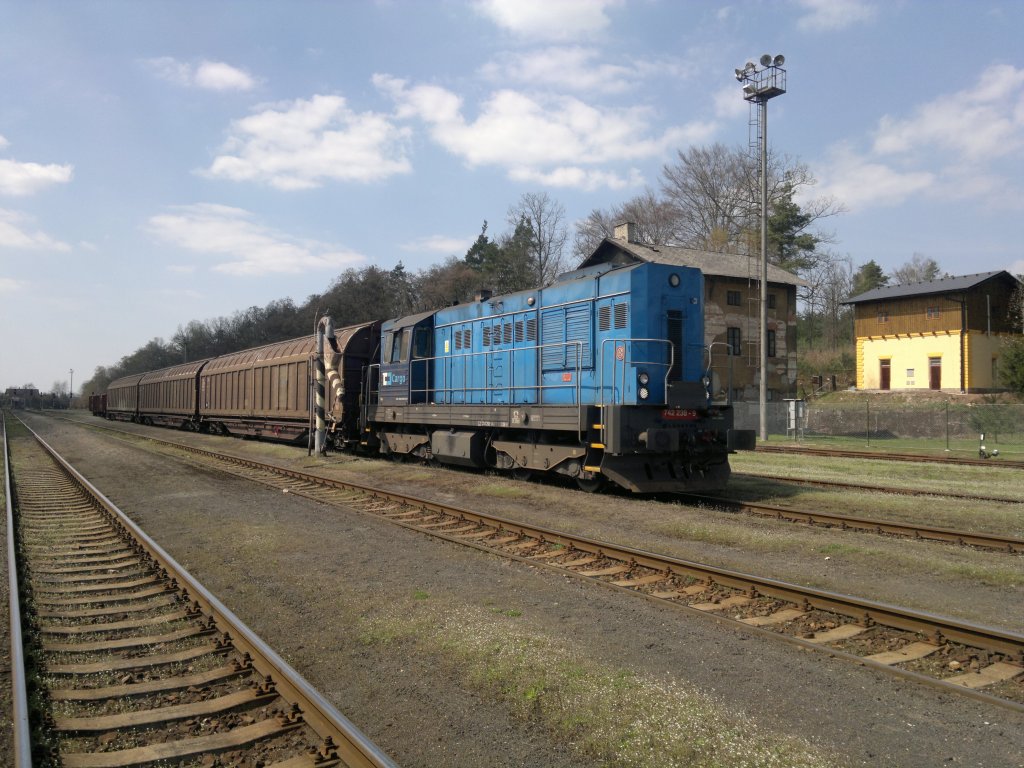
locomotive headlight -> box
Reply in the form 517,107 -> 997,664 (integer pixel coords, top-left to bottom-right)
668,273 -> 680,287
638,371 -> 650,385
638,386 -> 650,400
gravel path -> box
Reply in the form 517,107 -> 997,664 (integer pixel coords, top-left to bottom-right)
18,413 -> 1024,767
0,423 -> 13,764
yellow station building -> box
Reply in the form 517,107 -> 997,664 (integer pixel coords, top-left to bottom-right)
844,271 -> 1022,392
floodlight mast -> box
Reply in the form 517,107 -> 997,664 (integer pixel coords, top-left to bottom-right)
735,54 -> 786,443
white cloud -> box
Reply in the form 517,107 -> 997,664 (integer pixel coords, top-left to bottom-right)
818,65 -> 1024,211
0,208 -> 71,250
194,61 -> 256,91
401,235 -> 473,254
712,85 -> 749,120
474,0 -> 622,40
146,56 -> 192,86
0,138 -> 73,196
146,57 -> 256,91
375,75 -> 712,191
873,64 -> 1024,162
0,276 -> 27,293
146,203 -> 365,276
1007,259 -> 1024,276
794,0 -> 877,32
0,159 -> 73,196
509,165 -> 644,191
480,47 -> 688,94
813,144 -> 934,210
206,95 -> 412,189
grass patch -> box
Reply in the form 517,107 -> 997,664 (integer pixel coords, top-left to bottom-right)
361,602 -> 837,768
474,482 -> 533,499
819,543 -> 863,556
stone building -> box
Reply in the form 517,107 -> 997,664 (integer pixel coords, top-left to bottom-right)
844,270 -> 1023,392
578,222 -> 804,402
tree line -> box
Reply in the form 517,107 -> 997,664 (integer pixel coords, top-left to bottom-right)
76,142 -> 1024,400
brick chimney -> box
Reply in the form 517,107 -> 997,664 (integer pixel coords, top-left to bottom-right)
613,221 -> 638,243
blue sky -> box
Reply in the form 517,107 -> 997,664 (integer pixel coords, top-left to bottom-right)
1,0 -> 1022,392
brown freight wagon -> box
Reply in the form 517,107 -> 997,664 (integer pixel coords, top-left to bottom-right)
105,373 -> 146,421
198,321 -> 381,444
137,359 -> 211,428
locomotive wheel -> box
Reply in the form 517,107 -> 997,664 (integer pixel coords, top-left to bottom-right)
575,475 -> 607,493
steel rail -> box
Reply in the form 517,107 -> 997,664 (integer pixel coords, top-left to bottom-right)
16,417 -> 398,768
4,414 -> 33,767
61,416 -> 1024,549
141,438 -> 1024,662
679,491 -> 1024,552
733,471 -> 1023,505
39,414 -> 1024,706
755,443 -> 1024,469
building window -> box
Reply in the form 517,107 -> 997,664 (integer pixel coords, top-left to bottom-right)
767,329 -> 776,358
906,369 -> 914,378
726,290 -> 741,306
877,310 -> 889,323
727,327 -> 741,356
926,306 -> 940,319
768,293 -> 776,309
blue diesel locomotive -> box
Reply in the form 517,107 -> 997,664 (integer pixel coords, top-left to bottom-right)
95,260 -> 753,493
363,260 -> 754,492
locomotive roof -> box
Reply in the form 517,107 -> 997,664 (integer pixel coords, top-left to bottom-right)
581,236 -> 805,286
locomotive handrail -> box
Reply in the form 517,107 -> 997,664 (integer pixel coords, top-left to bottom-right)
392,340 -> 585,407
598,337 -> 673,407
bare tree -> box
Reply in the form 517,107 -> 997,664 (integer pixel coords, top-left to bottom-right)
660,143 -> 843,257
660,143 -> 754,251
507,191 -> 569,285
890,253 -> 941,285
573,207 -> 616,261
572,189 -> 679,260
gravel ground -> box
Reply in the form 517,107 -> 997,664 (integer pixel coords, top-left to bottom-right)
16,412 -> 1024,767
0,425 -> 13,764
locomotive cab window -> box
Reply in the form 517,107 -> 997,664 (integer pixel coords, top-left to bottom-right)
390,329 -> 407,363
412,327 -> 432,358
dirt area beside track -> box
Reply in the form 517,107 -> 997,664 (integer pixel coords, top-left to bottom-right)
18,412 -> 1024,767
0,431 -> 13,764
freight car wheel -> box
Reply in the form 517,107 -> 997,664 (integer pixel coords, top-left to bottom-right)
575,475 -> 607,493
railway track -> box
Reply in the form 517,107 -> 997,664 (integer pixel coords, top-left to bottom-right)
54,418 -> 1024,712
756,442 -> 1024,469
734,471 -> 1024,505
4,415 -> 397,768
684,488 -> 1024,553
51,413 -> 1024,554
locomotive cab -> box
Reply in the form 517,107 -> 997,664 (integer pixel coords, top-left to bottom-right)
378,310 -> 434,407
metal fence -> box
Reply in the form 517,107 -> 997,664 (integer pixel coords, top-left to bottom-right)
732,400 -> 1024,454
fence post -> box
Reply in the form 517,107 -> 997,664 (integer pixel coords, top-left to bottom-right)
945,401 -> 950,452
866,400 -> 870,446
